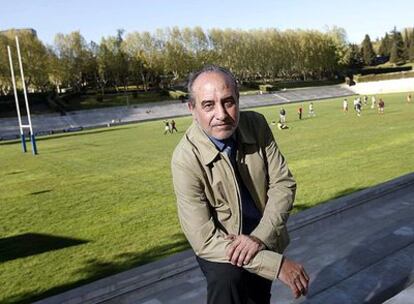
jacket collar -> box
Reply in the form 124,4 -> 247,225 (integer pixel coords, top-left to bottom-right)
237,113 -> 257,145
186,112 -> 257,165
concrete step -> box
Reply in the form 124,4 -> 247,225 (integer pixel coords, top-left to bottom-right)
383,282 -> 414,304
34,172 -> 414,304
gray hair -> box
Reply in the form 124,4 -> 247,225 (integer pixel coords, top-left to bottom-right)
187,65 -> 239,106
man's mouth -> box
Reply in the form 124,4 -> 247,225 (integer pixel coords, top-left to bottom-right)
213,122 -> 233,127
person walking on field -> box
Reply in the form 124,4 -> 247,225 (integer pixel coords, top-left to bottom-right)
371,96 -> 376,109
407,94 -> 412,104
308,102 -> 315,117
363,95 -> 368,105
171,65 -> 309,304
343,98 -> 348,112
355,99 -> 362,117
163,120 -> 171,134
298,105 -> 303,120
378,98 -> 385,114
279,108 -> 286,123
171,120 -> 178,133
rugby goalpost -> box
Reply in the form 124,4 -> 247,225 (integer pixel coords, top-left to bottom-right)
7,36 -> 38,155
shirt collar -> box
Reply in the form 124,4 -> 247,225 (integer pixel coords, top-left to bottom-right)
208,134 -> 236,152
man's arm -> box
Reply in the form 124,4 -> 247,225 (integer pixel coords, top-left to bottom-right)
250,118 -> 296,251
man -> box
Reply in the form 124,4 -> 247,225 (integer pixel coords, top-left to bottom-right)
371,96 -> 376,109
356,99 -> 362,117
171,65 -> 309,304
171,119 -> 178,133
297,105 -> 303,120
378,98 -> 385,114
308,102 -> 315,117
343,98 -> 348,112
163,120 -> 171,134
279,107 -> 286,123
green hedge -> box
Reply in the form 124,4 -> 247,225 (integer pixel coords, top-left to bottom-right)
359,66 -> 412,75
354,71 -> 414,83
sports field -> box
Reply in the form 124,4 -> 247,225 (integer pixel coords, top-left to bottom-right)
1,92 -> 413,303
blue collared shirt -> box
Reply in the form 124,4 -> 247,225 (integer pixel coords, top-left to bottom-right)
208,135 -> 261,234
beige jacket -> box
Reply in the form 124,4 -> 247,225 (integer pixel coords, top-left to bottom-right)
171,111 -> 296,280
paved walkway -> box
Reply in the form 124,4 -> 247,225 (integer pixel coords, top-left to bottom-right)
35,173 -> 414,304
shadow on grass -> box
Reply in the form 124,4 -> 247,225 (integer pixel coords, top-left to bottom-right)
332,187 -> 367,199
0,233 -> 88,263
29,189 -> 52,195
80,234 -> 190,279
293,187 -> 368,213
4,233 -> 190,304
4,170 -> 25,176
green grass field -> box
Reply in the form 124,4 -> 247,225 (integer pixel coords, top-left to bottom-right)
1,92 -> 413,303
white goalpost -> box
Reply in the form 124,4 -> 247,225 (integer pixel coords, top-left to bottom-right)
7,36 -> 38,155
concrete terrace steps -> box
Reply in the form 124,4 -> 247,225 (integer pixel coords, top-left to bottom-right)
34,172 -> 414,304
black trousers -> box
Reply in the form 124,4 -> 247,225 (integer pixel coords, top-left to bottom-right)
196,256 -> 272,304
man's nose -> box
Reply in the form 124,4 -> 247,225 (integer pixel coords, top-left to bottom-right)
215,103 -> 227,120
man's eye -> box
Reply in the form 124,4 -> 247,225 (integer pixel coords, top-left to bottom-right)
203,103 -> 214,111
224,99 -> 235,107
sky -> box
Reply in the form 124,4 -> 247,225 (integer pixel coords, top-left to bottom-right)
1,0 -> 413,45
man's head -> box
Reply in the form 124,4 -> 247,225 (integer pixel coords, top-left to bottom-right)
187,65 -> 239,140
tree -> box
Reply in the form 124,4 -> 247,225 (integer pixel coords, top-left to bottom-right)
344,44 -> 363,69
409,30 -> 414,62
97,30 -> 129,94
53,31 -> 92,92
403,28 -> 411,60
325,26 -> 349,67
0,34 -> 12,95
361,34 -> 376,66
0,30 -> 51,93
390,28 -> 405,63
378,33 -> 392,57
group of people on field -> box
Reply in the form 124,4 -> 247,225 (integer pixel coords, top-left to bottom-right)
274,92 -> 413,130
163,119 -> 178,134
343,95 -> 387,116
276,102 -> 315,130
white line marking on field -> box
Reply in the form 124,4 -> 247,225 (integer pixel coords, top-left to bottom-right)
273,93 -> 290,102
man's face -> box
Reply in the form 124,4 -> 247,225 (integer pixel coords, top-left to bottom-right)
189,71 -> 239,140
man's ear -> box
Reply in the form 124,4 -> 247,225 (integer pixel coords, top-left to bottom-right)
187,101 -> 198,120
188,101 -> 197,117
187,101 -> 193,112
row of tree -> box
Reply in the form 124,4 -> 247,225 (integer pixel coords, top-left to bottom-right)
361,27 -> 414,66
0,26 -> 413,96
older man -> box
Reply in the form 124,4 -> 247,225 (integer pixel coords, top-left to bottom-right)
171,65 -> 309,304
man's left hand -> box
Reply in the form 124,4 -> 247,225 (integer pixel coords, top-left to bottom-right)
225,234 -> 265,267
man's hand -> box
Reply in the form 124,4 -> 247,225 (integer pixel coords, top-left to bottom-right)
277,257 -> 309,299
225,234 -> 265,267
